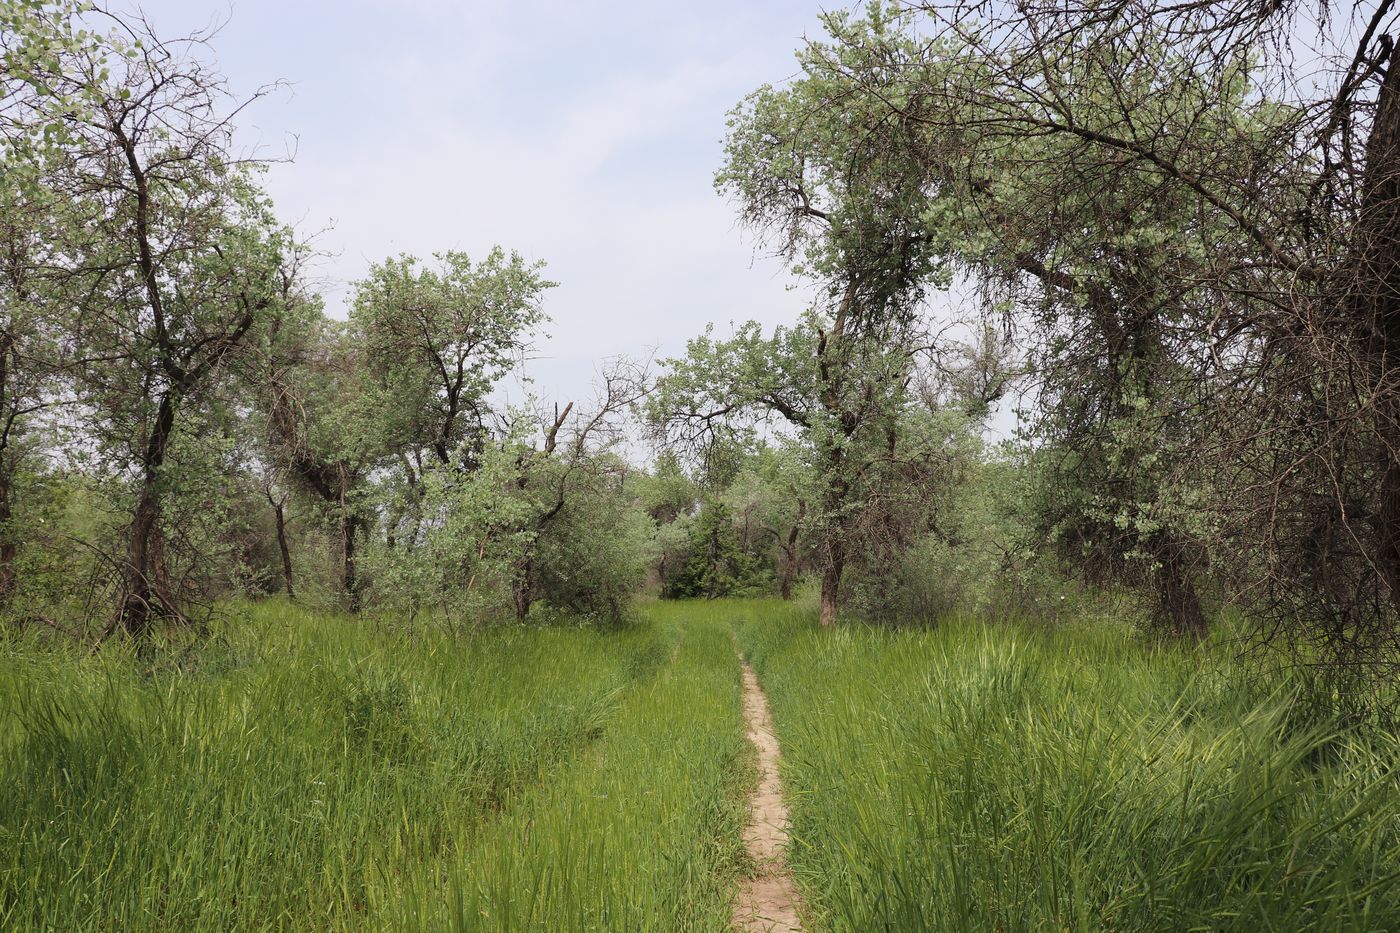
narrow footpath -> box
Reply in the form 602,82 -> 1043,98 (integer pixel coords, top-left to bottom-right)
733,657 -> 804,932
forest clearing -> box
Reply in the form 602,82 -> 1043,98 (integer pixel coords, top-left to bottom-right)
7,0 -> 1400,928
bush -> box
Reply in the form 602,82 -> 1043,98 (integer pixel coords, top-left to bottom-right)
532,482 -> 653,624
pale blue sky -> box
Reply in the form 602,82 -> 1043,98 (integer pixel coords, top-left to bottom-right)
125,0 -> 838,407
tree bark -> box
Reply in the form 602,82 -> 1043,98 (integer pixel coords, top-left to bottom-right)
273,499 -> 294,599
818,554 -> 842,628
778,555 -> 795,601
512,549 -> 535,620
0,463 -> 15,606
0,331 -> 16,607
1151,534 -> 1208,639
512,580 -> 532,620
341,511 -> 361,613
818,522 -> 845,628
777,499 -> 806,601
1357,55 -> 1400,616
119,389 -> 178,636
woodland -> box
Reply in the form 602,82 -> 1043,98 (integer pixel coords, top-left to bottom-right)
5,1 -> 1400,930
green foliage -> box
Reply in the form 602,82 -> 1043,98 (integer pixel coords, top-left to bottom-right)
716,1 -> 951,300
838,404 -> 985,622
0,1 -> 119,168
635,450 -> 697,525
530,469 -> 653,623
665,499 -> 770,599
8,592 -> 1400,931
362,437 -> 535,626
350,248 -> 554,464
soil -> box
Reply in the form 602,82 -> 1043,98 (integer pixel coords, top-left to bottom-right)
732,657 -> 804,932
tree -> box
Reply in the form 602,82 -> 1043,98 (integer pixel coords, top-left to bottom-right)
0,0 -> 112,167
261,467 -> 295,599
34,17 -> 286,636
260,310 -> 378,612
360,361 -> 650,627
657,8 -> 971,626
649,314 -> 933,625
665,498 -> 763,599
502,359 -> 648,620
0,177 -> 69,608
807,0 -> 1400,662
351,248 -> 553,470
721,444 -> 810,600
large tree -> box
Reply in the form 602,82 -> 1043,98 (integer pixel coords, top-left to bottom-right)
665,7 -> 1001,626
35,17 -> 285,635
261,305 -> 379,612
649,314 -> 954,625
827,0 -> 1400,660
0,177 -> 69,609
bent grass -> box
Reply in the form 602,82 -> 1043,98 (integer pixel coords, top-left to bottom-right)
0,601 -> 744,931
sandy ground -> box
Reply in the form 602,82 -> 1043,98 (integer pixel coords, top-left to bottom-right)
732,658 -> 804,932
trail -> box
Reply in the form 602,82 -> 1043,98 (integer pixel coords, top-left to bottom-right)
733,655 -> 804,932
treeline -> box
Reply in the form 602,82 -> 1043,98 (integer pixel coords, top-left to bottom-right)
0,5 -> 661,633
641,0 -> 1400,706
7,0 -> 1400,704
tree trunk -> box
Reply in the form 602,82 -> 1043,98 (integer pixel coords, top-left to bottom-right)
818,531 -> 845,628
0,332 -> 16,608
119,390 -> 178,637
512,550 -> 535,620
1152,535 -> 1208,639
512,581 -> 532,620
121,496 -> 159,637
0,464 -> 15,606
778,555 -> 795,601
1357,57 -> 1400,616
777,501 -> 804,601
341,511 -> 361,613
273,499 -> 294,599
818,560 -> 842,628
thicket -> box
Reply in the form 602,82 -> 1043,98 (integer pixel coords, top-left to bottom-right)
643,0 -> 1400,711
0,6 -> 656,633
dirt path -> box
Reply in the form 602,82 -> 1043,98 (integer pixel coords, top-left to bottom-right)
733,656 -> 804,932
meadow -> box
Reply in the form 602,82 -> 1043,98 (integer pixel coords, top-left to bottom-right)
4,599 -> 1400,931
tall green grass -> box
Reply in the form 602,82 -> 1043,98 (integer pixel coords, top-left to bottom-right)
398,600 -> 749,931
13,596 -> 1394,931
736,602 -> 1400,931
0,600 -> 743,930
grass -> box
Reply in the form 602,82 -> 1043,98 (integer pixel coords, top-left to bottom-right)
7,596 -> 1400,931
735,600 -> 1400,931
0,600 -> 745,931
396,600 -> 749,931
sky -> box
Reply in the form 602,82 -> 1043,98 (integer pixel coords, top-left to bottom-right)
120,0 -> 844,412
